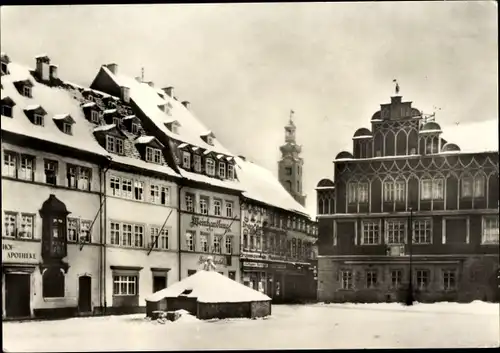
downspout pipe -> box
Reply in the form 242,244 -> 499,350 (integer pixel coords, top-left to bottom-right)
177,184 -> 184,282
102,157 -> 112,314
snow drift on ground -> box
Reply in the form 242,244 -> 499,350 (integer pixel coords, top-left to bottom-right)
146,270 -> 271,303
2,302 -> 498,351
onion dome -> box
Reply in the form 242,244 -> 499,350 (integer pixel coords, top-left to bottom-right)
353,127 -> 372,139
420,121 -> 442,133
335,151 -> 354,160
442,143 -> 461,152
316,179 -> 335,188
371,111 -> 381,121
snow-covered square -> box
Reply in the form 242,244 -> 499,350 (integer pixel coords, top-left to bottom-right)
2,301 -> 499,351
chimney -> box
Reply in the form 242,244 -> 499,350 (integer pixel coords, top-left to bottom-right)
35,55 -> 50,82
105,63 -> 118,75
238,155 -> 246,161
181,101 -> 190,109
121,86 -> 130,103
162,86 -> 174,97
49,64 -> 58,80
147,81 -> 154,87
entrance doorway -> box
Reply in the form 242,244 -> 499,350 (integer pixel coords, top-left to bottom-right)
78,276 -> 92,313
153,275 -> 167,293
5,273 -> 31,318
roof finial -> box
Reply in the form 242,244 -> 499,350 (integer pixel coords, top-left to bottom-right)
289,109 -> 295,125
141,67 -> 145,82
393,79 -> 400,96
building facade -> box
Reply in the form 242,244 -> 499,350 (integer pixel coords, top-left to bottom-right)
316,94 -> 499,303
89,63 -> 243,285
65,84 -> 183,314
2,54 -> 110,318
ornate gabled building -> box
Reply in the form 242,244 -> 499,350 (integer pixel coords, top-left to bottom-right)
89,64 -> 242,283
316,93 -> 499,303
236,155 -> 318,303
278,111 -> 306,207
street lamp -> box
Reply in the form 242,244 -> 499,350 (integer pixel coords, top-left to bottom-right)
405,207 -> 414,306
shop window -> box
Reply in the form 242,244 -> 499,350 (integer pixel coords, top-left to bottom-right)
42,267 -> 65,298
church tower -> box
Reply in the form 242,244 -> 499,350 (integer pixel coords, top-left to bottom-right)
278,110 -> 306,207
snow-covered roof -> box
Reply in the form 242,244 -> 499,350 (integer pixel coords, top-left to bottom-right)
53,114 -> 70,120
146,270 -> 270,303
440,119 -> 498,154
100,66 -> 233,156
352,135 -> 372,140
235,156 -> 312,218
180,169 -> 243,192
25,104 -> 41,111
81,102 -> 96,108
103,108 -> 117,115
111,154 -> 179,178
93,124 -> 116,132
135,135 -> 157,144
1,61 -> 109,156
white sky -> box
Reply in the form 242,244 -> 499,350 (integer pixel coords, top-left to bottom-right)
1,2 -> 497,217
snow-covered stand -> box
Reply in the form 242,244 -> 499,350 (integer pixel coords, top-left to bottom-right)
145,269 -> 271,320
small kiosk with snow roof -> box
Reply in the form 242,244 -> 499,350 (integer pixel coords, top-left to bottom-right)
145,256 -> 271,320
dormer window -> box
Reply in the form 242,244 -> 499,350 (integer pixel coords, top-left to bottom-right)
131,122 -> 139,134
146,146 -> 162,164
206,158 -> 215,176
227,164 -> 234,179
24,105 -> 47,126
1,96 -> 15,117
200,131 -> 216,146
1,62 -> 8,75
23,86 -> 32,98
164,120 -> 180,134
106,135 -> 124,155
182,151 -> 191,169
34,114 -> 44,126
193,155 -> 202,172
219,161 -> 226,178
112,117 -> 121,126
53,114 -> 75,135
90,110 -> 100,123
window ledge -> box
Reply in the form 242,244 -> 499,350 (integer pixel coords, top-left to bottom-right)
2,176 -> 97,194
43,297 -> 67,302
2,237 -> 41,243
481,242 -> 499,245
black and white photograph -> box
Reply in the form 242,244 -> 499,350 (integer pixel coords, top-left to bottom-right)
1,1 -> 498,351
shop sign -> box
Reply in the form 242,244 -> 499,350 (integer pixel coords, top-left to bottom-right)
242,261 -> 268,269
198,255 -> 227,266
241,252 -> 268,260
270,263 -> 287,270
190,216 -> 232,231
2,242 -> 38,263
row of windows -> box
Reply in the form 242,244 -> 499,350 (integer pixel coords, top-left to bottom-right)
185,193 -> 234,218
110,221 -> 171,250
353,216 -> 499,245
242,230 -> 313,259
181,151 -> 235,179
340,268 -> 457,291
184,230 -> 234,254
109,175 -> 171,206
347,175 -> 487,204
3,151 -> 92,191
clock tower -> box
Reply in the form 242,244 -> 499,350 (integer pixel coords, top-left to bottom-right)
278,110 -> 306,207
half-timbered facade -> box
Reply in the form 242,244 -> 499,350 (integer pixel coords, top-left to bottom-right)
317,94 -> 499,303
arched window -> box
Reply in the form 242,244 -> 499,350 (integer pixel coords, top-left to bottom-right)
297,239 -> 302,259
385,130 -> 395,156
291,238 -> 297,258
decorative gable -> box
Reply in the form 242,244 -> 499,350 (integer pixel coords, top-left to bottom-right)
1,96 -> 16,117
24,105 -> 47,126
14,79 -> 34,98
200,131 -> 216,145
53,114 -> 76,135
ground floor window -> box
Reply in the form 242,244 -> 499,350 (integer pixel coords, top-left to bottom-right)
42,267 -> 65,298
390,269 -> 403,289
415,269 -> 430,290
340,270 -> 353,289
442,269 -> 457,291
365,270 -> 378,289
113,275 -> 137,295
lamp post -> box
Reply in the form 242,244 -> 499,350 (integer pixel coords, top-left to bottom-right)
405,207 -> 414,306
